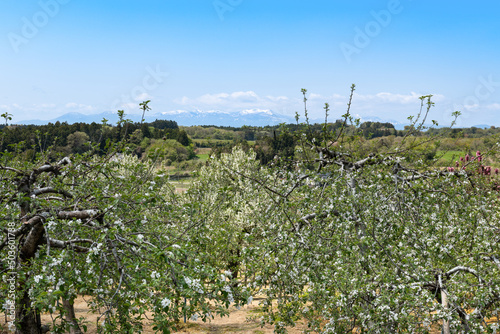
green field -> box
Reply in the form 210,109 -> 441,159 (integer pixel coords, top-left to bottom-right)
436,150 -> 465,163
196,153 -> 210,161
195,147 -> 211,161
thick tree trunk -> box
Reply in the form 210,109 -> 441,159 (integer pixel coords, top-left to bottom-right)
16,217 -> 45,334
62,298 -> 83,334
15,289 -> 41,334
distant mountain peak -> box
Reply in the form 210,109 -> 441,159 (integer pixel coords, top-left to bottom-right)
16,109 -> 296,127
240,108 -> 273,115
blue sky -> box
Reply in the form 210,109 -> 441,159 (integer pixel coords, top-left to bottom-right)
1,0 -> 499,127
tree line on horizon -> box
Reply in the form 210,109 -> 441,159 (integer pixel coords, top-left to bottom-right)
1,116 -> 499,169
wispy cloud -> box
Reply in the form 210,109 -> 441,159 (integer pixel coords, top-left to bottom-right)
486,103 -> 500,110
355,92 -> 445,104
173,91 -> 300,117
65,103 -> 95,111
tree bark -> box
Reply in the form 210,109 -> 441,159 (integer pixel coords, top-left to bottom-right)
15,217 -> 45,334
15,289 -> 41,334
441,287 -> 450,334
62,298 -> 83,334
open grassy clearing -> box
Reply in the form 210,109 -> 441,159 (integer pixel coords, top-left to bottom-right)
435,150 -> 465,164
197,154 -> 210,161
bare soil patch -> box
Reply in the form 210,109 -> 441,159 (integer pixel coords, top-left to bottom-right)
1,296 -> 304,334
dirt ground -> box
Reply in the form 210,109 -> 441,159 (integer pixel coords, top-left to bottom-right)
1,296 -> 303,334
4,297 -> 494,333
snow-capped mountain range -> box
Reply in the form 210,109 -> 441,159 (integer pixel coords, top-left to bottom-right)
16,110 -> 480,130
16,109 -> 297,127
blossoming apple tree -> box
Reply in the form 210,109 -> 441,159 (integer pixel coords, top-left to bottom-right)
207,92 -> 500,333
0,140 -> 248,333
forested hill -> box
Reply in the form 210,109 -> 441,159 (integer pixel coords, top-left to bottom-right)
0,119 -> 181,156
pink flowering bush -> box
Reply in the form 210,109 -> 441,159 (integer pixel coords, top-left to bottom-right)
448,151 -> 500,191
449,151 -> 497,174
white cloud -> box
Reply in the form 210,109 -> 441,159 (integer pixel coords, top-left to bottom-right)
178,91 -> 261,107
161,110 -> 190,115
231,91 -> 259,102
463,103 -> 480,111
37,103 -> 56,108
196,93 -> 229,105
307,93 -> 345,101
175,91 -> 290,111
354,92 -> 445,105
309,93 -> 323,99
176,96 -> 190,105
266,95 -> 288,102
486,103 -> 500,110
241,109 -> 273,115
65,103 -> 95,112
113,102 -> 136,110
135,92 -> 152,101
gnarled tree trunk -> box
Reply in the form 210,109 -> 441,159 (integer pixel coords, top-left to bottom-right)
16,217 -> 45,334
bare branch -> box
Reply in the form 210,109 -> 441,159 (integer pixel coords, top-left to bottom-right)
44,196 -> 65,201
31,187 -> 73,199
57,210 -> 99,220
33,163 -> 59,175
45,238 -> 91,253
0,165 -> 24,175
57,157 -> 72,166
445,266 -> 485,284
